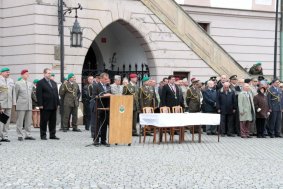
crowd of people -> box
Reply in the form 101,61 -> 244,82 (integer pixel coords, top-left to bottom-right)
0,63 -> 282,146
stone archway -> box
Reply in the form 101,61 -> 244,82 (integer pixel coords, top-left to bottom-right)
81,19 -> 153,84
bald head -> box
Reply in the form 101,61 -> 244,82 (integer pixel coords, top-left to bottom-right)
223,82 -> 230,92
221,75 -> 227,83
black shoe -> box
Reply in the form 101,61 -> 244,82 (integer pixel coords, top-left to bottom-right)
257,136 -> 262,138
41,137 -> 47,140
270,135 -> 275,138
18,137 -> 23,141
85,128 -> 89,131
101,141 -> 110,147
262,135 -> 267,138
0,139 -> 10,142
93,142 -> 100,146
25,136 -> 36,140
73,128 -> 82,132
247,135 -> 252,138
207,132 -> 212,135
227,134 -> 235,137
50,136 -> 60,140
132,133 -> 139,136
275,135 -> 283,138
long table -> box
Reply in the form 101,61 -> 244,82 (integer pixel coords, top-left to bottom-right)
139,113 -> 221,143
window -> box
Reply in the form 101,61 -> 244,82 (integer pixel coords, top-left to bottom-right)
198,23 -> 210,33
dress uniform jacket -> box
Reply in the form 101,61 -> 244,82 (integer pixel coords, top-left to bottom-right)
59,81 -> 80,107
15,80 -> 33,111
186,86 -> 201,112
267,86 -> 282,111
0,76 -> 16,108
123,82 -> 140,111
139,85 -> 157,110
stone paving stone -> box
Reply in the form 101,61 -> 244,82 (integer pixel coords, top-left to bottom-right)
0,125 -> 283,188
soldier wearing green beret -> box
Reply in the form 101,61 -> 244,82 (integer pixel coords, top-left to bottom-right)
139,76 -> 157,110
59,73 -> 81,132
249,62 -> 263,75
0,67 -> 16,142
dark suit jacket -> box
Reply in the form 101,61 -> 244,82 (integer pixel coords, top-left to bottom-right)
202,88 -> 217,113
216,89 -> 236,115
160,84 -> 181,108
36,78 -> 59,110
92,82 -> 111,108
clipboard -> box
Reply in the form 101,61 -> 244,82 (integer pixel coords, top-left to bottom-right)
0,113 -> 9,124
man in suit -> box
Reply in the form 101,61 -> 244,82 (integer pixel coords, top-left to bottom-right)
59,73 -> 81,132
15,69 -> 35,141
216,82 -> 236,137
229,75 -> 241,136
92,72 -> 111,146
90,74 -> 100,138
267,79 -> 282,138
36,68 -> 60,140
110,75 -> 123,95
202,80 -> 217,135
123,73 -> 140,136
238,83 -> 255,138
0,67 -> 16,142
160,75 -> 182,109
82,75 -> 93,131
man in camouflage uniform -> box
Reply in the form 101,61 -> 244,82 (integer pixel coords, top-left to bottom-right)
123,73 -> 140,136
110,75 -> 123,95
59,73 -> 81,132
249,62 -> 263,75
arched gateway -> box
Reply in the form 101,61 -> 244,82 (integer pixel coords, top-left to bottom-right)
81,20 -> 152,86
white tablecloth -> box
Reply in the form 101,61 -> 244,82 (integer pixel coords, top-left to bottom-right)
139,113 -> 220,127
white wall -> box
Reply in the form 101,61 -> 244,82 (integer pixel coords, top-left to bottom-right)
183,5 -> 279,77
94,22 -> 148,71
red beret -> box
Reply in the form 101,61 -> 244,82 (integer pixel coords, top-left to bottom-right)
191,77 -> 196,82
129,73 -> 137,79
21,69 -> 29,75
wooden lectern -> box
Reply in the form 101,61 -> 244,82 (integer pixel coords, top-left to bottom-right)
96,95 -> 133,145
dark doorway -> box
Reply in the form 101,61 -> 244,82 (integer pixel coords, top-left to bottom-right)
82,47 -> 97,85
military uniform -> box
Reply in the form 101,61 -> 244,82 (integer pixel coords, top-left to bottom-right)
249,64 -> 263,75
139,85 -> 157,110
59,81 -> 81,131
15,79 -> 33,139
0,75 -> 16,141
82,83 -> 93,130
110,83 -> 123,95
123,82 -> 140,135
186,86 -> 201,113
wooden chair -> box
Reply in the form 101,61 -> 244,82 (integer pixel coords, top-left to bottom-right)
158,106 -> 171,144
171,106 -> 184,143
142,107 -> 156,143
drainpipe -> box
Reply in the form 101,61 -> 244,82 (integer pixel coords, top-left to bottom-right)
280,0 -> 283,80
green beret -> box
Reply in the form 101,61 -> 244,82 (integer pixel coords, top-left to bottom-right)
67,73 -> 74,80
33,79 -> 39,84
256,62 -> 262,66
17,77 -> 22,81
64,77 -> 68,81
51,73 -> 55,77
142,76 -> 149,82
1,67 -> 10,72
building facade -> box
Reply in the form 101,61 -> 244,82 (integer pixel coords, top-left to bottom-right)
0,0 -> 279,85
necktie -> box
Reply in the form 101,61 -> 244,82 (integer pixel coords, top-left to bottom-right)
48,80 -> 52,87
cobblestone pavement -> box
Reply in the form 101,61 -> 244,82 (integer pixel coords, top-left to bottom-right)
0,125 -> 283,189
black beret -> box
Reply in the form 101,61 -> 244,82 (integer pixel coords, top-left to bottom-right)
244,78 -> 251,83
